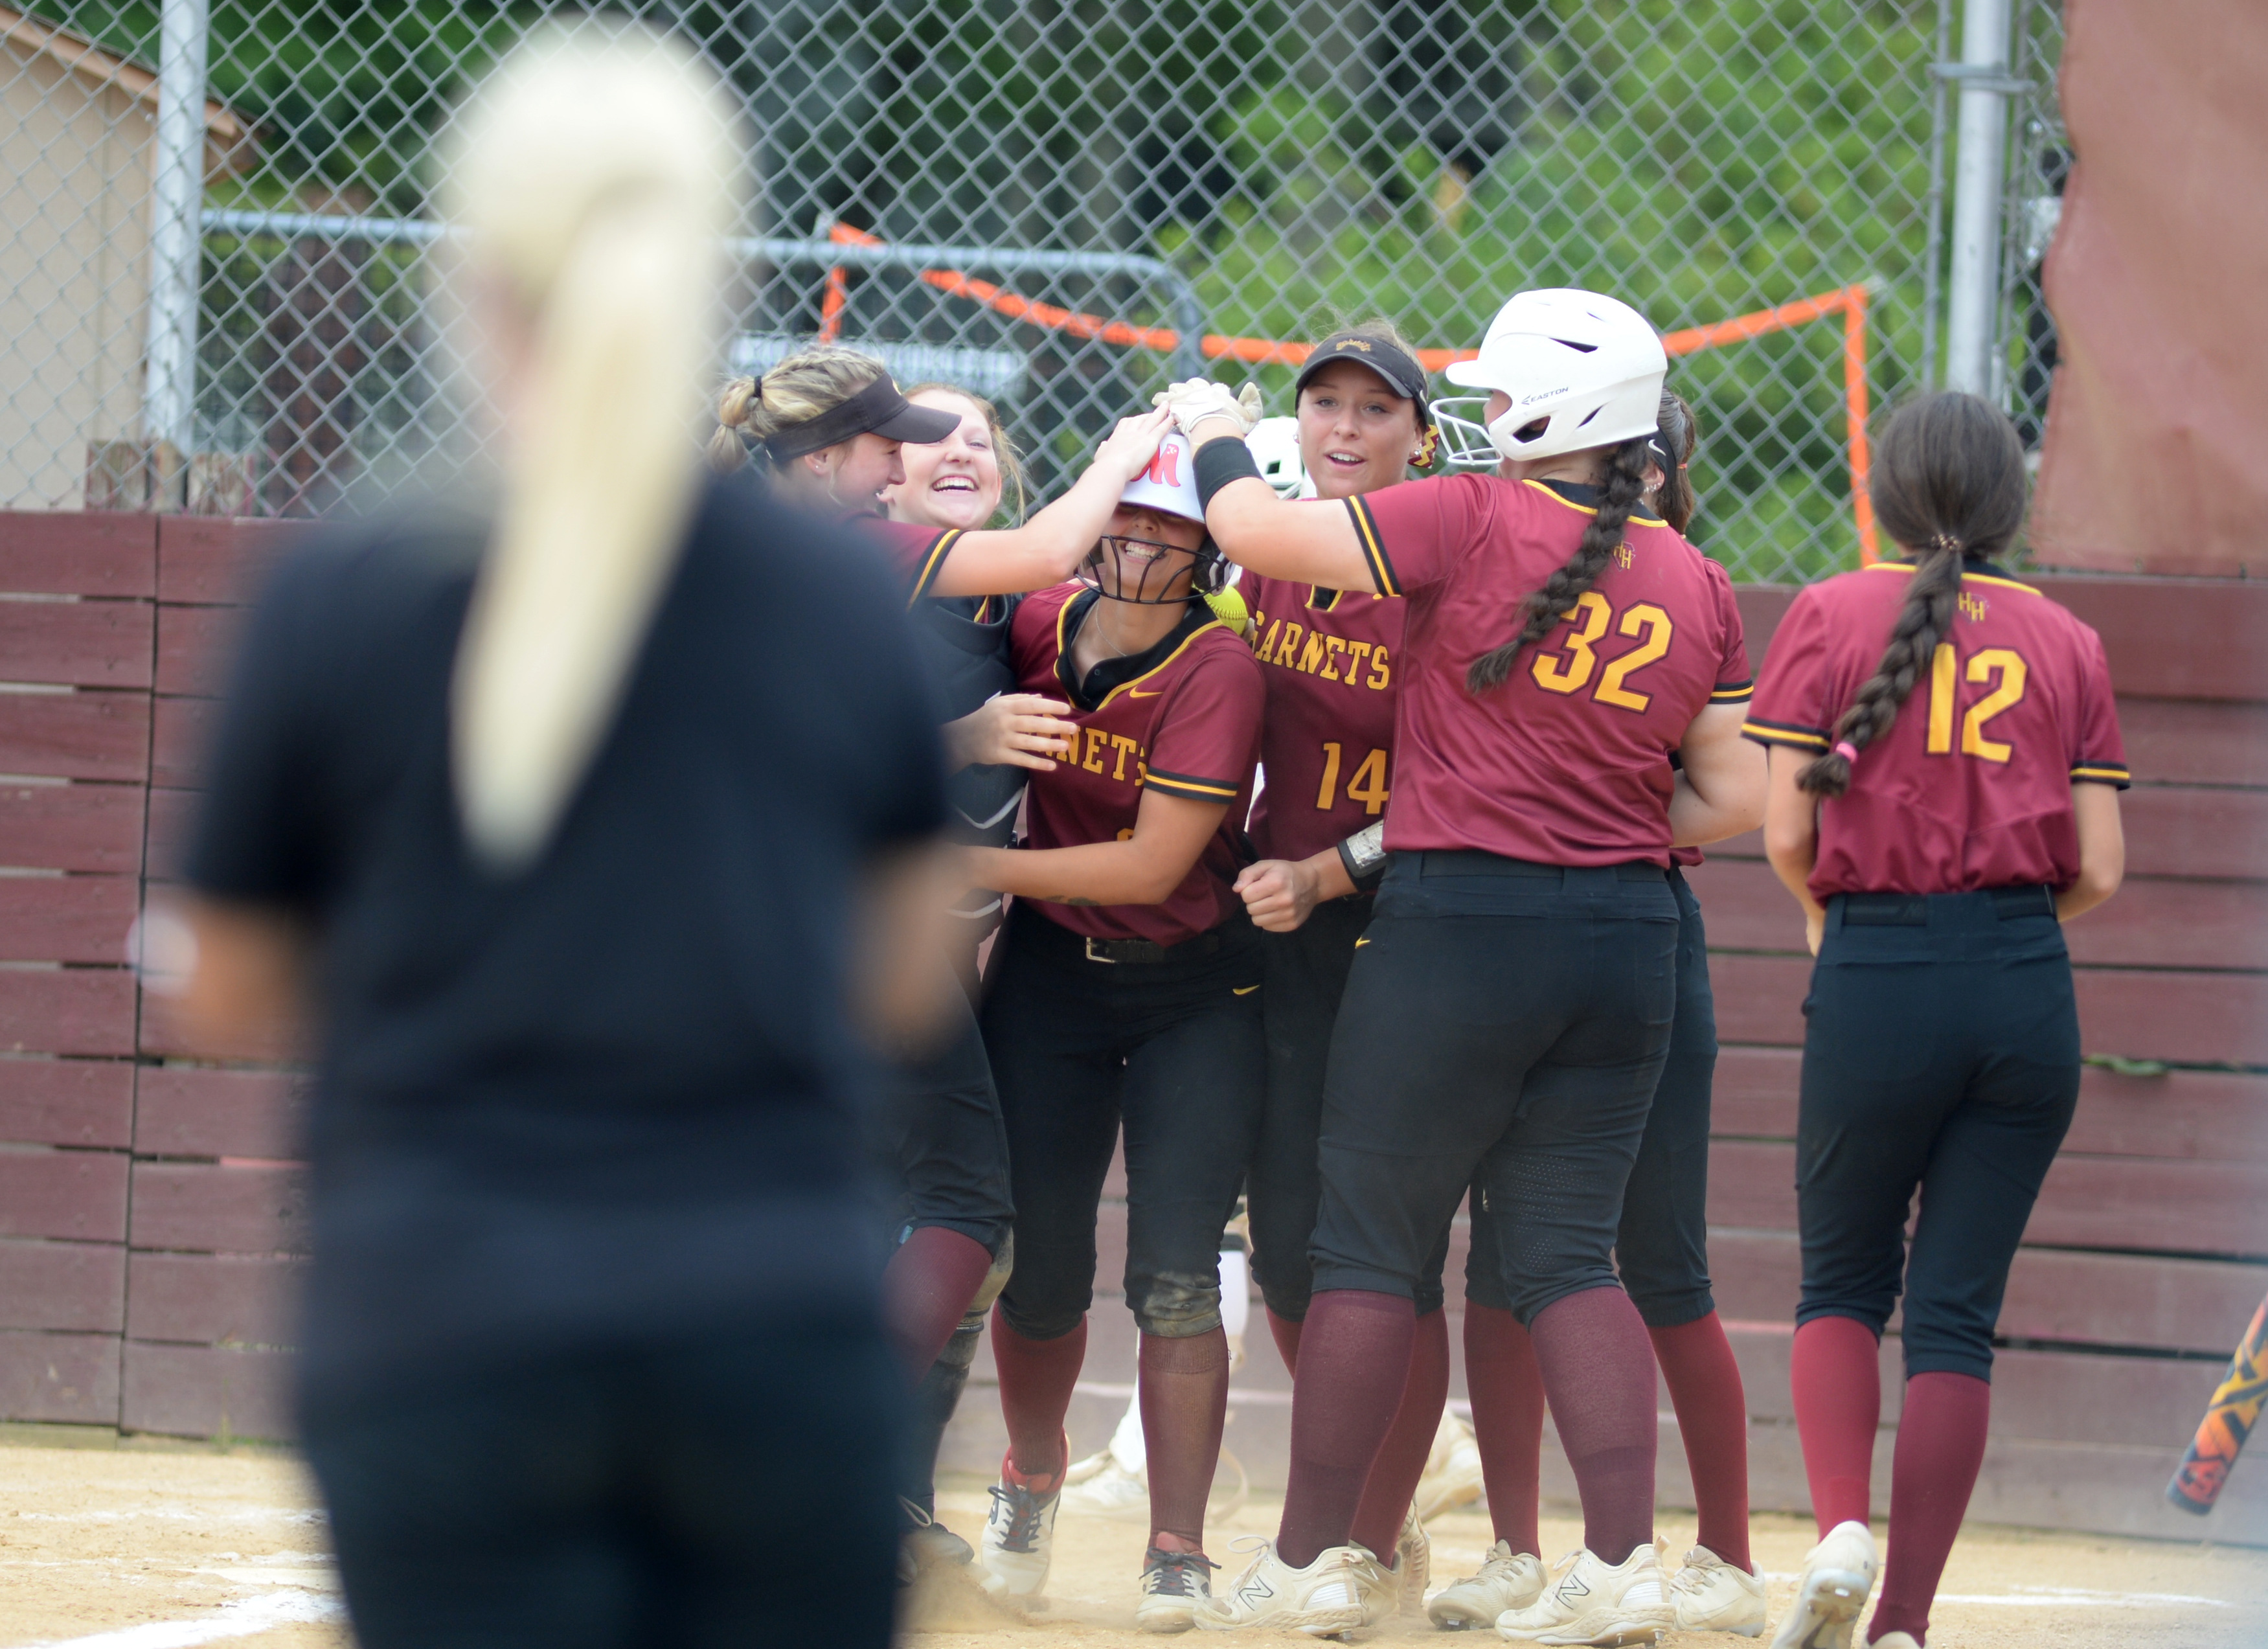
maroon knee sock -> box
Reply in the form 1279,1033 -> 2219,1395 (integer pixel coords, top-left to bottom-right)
881,1227 -> 996,1382
1870,1372 -> 1990,1646
1267,1306 -> 1304,1375
988,1305 -> 1085,1484
1464,1302 -> 1547,1556
1349,1307 -> 1451,1559
1789,1314 -> 1881,1535
1528,1286 -> 1657,1565
1277,1290 -> 1416,1567
1140,1328 -> 1230,1548
1650,1312 -> 1752,1571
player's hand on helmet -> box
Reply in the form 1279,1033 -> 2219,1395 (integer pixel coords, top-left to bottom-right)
1234,856 -> 1323,933
1153,378 -> 1263,438
1091,407 -> 1175,483
944,694 -> 1079,773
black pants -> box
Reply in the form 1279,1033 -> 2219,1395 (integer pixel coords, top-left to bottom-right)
302,1312 -> 901,1649
1311,854 -> 1678,1324
1252,894 -> 1449,1321
883,980 -> 1016,1255
1464,865 -> 1718,1328
1796,887 -> 2080,1382
982,902 -> 1266,1340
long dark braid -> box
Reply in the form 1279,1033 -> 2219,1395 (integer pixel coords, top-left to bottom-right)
1467,433 -> 1655,694
1797,391 -> 2029,797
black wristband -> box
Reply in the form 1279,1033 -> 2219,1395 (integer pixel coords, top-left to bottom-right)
1193,436 -> 1264,508
1336,821 -> 1389,892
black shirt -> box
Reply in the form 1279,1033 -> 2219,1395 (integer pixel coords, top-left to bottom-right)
187,473 -> 944,1406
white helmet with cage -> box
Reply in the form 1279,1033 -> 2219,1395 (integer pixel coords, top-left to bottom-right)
1090,428 -> 1231,600
1430,288 -> 1667,469
1246,416 -> 1315,499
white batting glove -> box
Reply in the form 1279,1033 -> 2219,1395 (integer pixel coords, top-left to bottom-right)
1152,378 -> 1264,437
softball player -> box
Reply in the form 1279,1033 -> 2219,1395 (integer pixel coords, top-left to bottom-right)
1746,392 -> 2126,1649
954,433 -> 1267,1632
1431,391 -> 1767,1637
1162,288 -> 1764,1643
1225,324 -> 1460,1611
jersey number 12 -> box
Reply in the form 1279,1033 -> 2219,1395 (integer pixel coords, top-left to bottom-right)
1925,644 -> 2026,762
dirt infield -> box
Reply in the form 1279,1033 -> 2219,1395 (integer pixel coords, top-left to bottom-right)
0,1437 -> 2260,1648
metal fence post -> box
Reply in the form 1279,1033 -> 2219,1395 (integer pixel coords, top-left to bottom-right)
142,0 -> 211,500
1942,0 -> 2015,396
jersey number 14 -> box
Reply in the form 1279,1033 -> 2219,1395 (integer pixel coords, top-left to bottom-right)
1317,742 -> 1389,813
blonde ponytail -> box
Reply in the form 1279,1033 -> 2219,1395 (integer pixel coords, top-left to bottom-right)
442,25 -> 742,871
707,346 -> 889,475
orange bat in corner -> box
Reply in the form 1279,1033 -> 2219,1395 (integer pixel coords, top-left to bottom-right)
2168,1295 -> 2268,1515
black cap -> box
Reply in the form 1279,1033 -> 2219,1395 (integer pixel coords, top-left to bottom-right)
760,371 -> 961,461
1294,332 -> 1433,424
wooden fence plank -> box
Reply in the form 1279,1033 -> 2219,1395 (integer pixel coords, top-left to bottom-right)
126,1251 -> 302,1346
1705,955 -> 1810,1047
154,517 -> 302,606
2120,699 -> 2268,786
0,1328 -> 120,1425
150,697 -> 216,790
0,514 -> 156,598
0,1056 -> 134,1148
0,1148 -> 128,1241
154,605 -> 242,699
0,970 -> 138,1056
127,1161 -> 309,1254
2074,967 -> 2268,1067
0,692 -> 150,783
2031,575 -> 2268,703
0,600 -> 152,690
144,786 -> 196,877
0,780 -> 145,874
0,876 -> 137,964
2121,784 -> 2268,881
0,1238 -> 125,1333
120,1340 -> 291,1439
134,1067 -> 302,1161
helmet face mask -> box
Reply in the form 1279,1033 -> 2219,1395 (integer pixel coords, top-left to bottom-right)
1427,396 -> 1506,472
1076,534 -> 1230,605
1442,288 -> 1668,466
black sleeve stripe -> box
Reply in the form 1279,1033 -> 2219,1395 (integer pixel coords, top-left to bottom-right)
906,529 -> 962,608
1710,679 -> 1756,702
1344,497 -> 1400,597
1741,718 -> 1830,750
1143,768 -> 1242,802
2070,762 -> 2132,790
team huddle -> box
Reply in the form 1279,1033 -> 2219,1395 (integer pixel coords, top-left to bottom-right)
710,291 -> 2129,1649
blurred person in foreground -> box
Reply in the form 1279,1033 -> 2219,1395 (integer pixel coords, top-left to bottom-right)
148,27 -> 953,1649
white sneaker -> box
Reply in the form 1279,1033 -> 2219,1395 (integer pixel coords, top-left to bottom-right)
1494,1545 -> 1674,1646
1061,1454 -> 1153,1521
1766,1521 -> 1877,1649
975,1459 -> 1060,1600
1428,1540 -> 1547,1630
1670,1544 -> 1767,1635
1414,1412 -> 1488,1521
1393,1507 -> 1431,1617
1136,1546 -> 1218,1634
1195,1537 -> 1387,1637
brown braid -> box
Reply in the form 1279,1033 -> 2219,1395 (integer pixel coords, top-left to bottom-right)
1796,391 -> 2029,797
1466,433 -> 1655,694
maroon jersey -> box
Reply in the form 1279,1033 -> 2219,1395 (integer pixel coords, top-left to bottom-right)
852,516 -> 968,607
1745,562 -> 2129,899
1347,476 -> 1752,865
1241,572 -> 1404,863
1006,584 -> 1264,946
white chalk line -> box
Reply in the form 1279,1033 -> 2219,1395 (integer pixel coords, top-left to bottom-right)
1759,1578 -> 2234,1609
20,1589 -> 345,1649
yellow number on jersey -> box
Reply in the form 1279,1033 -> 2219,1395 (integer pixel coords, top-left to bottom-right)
1529,591 -> 1610,695
1924,643 -> 2028,762
1317,741 -> 1343,809
1345,747 -> 1389,815
1530,591 -> 1674,712
1595,604 -> 1673,712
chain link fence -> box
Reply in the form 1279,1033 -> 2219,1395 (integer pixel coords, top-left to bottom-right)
3,1 -> 2065,584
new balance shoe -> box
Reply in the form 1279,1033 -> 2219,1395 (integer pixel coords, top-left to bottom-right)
1413,1411 -> 1488,1521
1393,1507 -> 1432,1616
1494,1543 -> 1674,1646
976,1453 -> 1061,1600
1135,1547 -> 1219,1634
1195,1537 -> 1387,1637
1670,1544 -> 1767,1635
1428,1541 -> 1547,1630
1766,1521 -> 1877,1649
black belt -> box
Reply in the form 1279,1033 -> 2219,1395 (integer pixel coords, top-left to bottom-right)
1081,929 -> 1228,964
1416,850 -> 1667,882
1841,884 -> 2056,925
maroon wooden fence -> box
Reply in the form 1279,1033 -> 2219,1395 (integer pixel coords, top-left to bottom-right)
1,511 -> 2261,1541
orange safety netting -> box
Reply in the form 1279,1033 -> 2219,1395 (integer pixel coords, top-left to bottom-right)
813,222 -> 1876,564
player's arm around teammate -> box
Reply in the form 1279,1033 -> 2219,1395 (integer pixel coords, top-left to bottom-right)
1166,290 -> 1756,1643
953,435 -> 1268,1632
1746,392 -> 2126,1649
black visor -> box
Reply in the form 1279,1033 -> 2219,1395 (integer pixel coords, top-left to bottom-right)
760,372 -> 961,461
1294,333 -> 1434,427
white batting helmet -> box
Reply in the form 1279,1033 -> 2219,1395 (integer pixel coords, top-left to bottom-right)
1433,289 -> 1667,467
1246,416 -> 1313,499
1117,429 -> 1208,524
